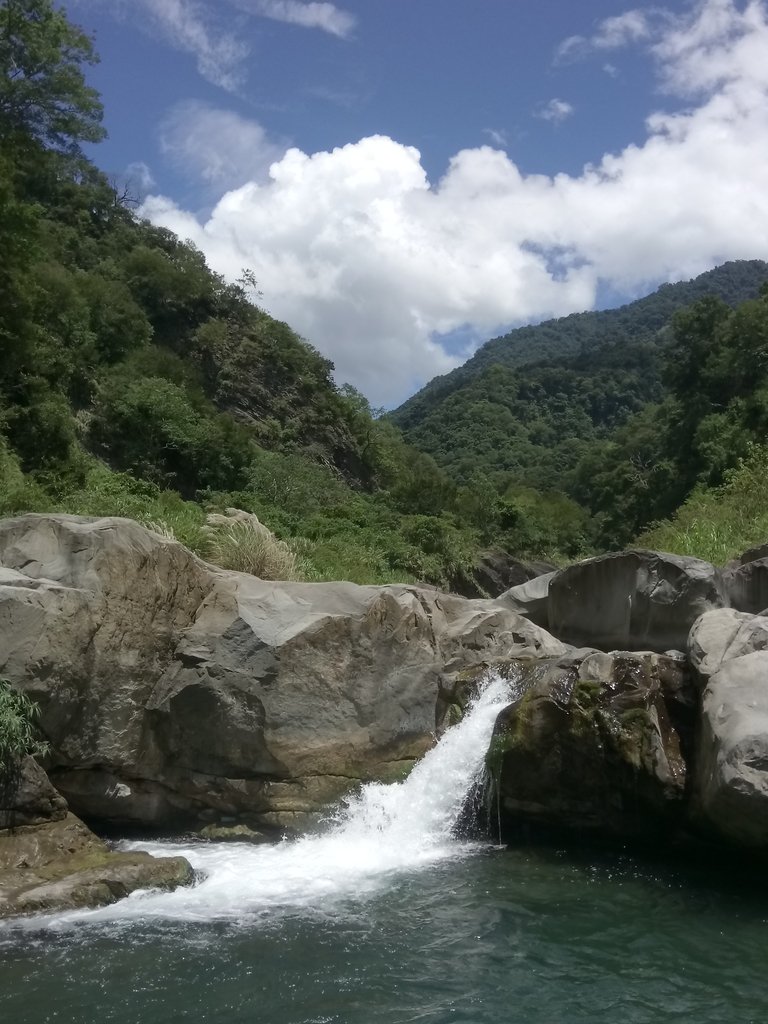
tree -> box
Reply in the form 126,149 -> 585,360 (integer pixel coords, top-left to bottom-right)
0,150 -> 38,380
0,0 -> 104,152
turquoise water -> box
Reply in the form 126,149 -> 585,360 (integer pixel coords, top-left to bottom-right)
3,842 -> 767,1024
2,680 -> 766,1023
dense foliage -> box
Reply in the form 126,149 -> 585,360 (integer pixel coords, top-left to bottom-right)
638,444 -> 768,566
393,264 -> 768,553
2,0 -> 580,590
3,0 -> 767,585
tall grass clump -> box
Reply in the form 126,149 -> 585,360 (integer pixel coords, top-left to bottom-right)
637,444 -> 768,565
203,509 -> 305,581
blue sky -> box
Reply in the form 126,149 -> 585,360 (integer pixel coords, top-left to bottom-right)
70,1 -> 768,405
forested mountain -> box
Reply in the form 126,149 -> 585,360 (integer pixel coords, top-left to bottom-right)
4,0 -> 768,583
1,0 -> 537,591
392,262 -> 768,549
394,261 -> 768,430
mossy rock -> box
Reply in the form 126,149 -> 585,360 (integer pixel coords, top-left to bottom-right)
0,813 -> 195,919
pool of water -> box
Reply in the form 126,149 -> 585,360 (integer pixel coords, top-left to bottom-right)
3,842 -> 768,1024
3,675 -> 767,1023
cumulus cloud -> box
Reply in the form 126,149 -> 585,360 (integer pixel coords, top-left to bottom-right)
534,98 -> 575,123
140,0 -> 768,406
159,101 -> 288,191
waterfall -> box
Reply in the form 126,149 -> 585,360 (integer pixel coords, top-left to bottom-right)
30,675 -> 511,928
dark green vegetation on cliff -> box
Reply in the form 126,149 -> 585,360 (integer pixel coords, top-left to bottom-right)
392,263 -> 768,554
3,0 -> 768,580
0,0 -> 540,589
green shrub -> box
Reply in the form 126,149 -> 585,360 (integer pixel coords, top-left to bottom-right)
0,680 -> 49,773
638,444 -> 768,564
53,464 -> 208,551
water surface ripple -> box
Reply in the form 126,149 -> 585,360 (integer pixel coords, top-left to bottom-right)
3,848 -> 768,1024
2,677 -> 767,1022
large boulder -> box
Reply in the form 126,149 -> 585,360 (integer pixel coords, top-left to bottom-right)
460,550 -> 556,600
548,550 -> 726,653
695,651 -> 768,847
0,514 -> 565,831
498,571 -> 556,630
738,542 -> 768,565
722,557 -> 768,614
687,606 -> 768,848
688,608 -> 768,686
0,756 -> 67,829
490,648 -> 693,838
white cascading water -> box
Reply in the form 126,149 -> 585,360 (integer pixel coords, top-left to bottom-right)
31,675 -> 511,929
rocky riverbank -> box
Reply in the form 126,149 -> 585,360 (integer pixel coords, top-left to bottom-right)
0,757 -> 193,919
2,514 -> 768,917
492,548 -> 768,848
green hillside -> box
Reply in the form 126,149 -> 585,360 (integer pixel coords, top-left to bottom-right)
1,0 -> 541,591
394,261 -> 768,431
4,0 -> 768,581
391,262 -> 768,549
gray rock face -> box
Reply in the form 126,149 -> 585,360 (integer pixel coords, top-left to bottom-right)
461,551 -> 556,600
0,756 -> 68,829
696,651 -> 768,846
491,648 -> 693,838
722,557 -> 768,614
498,572 -> 556,630
739,542 -> 768,565
688,608 -> 768,686
548,550 -> 726,653
0,514 -> 563,831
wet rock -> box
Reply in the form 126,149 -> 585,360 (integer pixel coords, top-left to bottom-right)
198,824 -> 269,843
548,550 -> 726,653
490,649 -> 692,839
0,813 -> 194,919
722,557 -> 768,614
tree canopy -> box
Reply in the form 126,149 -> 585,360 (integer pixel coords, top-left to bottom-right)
0,0 -> 104,152
3,0 -> 768,583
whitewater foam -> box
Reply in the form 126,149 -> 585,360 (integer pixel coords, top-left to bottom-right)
10,675 -> 512,930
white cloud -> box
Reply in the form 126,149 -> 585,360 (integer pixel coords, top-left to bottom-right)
652,0 -> 767,95
159,101 -> 288,190
535,98 -> 575,123
124,161 -> 156,192
78,0 -> 250,90
140,0 -> 768,406
240,0 -> 355,37
593,9 -> 655,48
